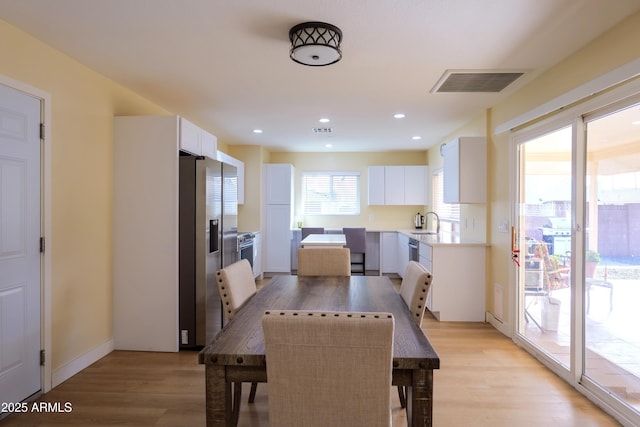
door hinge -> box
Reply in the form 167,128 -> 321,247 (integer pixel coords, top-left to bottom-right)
40,237 -> 45,253
40,123 -> 45,140
40,349 -> 45,366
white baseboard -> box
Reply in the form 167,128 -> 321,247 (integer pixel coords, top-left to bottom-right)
486,312 -> 511,338
51,337 -> 114,388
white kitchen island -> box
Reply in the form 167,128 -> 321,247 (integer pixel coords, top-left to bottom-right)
300,233 -> 346,248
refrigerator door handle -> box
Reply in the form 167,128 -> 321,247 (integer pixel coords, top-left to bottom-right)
210,219 -> 219,253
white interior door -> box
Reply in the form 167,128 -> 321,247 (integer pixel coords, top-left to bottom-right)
0,84 -> 41,402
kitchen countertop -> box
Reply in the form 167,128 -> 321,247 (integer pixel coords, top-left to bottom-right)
398,230 -> 488,247
290,228 -> 487,247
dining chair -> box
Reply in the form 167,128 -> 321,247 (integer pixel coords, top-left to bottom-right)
301,227 -> 325,240
262,310 -> 395,427
343,227 -> 367,275
215,258 -> 259,425
397,260 -> 433,409
297,248 -> 351,276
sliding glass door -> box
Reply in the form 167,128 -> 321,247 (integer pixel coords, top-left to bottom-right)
513,95 -> 640,421
514,125 -> 574,371
583,101 -> 640,415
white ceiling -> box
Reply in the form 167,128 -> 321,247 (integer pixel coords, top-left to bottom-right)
1,0 -> 639,152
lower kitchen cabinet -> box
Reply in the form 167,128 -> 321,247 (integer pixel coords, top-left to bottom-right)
419,242 -> 486,321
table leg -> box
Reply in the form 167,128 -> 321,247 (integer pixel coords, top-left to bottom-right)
205,364 -> 232,427
406,369 -> 433,427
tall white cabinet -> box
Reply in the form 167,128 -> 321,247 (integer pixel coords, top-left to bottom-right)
263,164 -> 294,274
113,115 -> 220,352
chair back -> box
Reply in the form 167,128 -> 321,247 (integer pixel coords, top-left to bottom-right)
297,248 -> 351,276
301,227 -> 325,240
399,261 -> 433,326
215,259 -> 257,321
262,310 -> 394,427
342,227 -> 366,254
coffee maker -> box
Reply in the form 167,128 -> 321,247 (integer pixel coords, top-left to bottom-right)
413,212 -> 424,229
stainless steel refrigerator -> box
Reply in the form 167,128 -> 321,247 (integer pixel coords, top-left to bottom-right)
179,153 -> 238,348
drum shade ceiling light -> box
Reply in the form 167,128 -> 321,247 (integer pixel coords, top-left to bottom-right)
289,22 -> 342,66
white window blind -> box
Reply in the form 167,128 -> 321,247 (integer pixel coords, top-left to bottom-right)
301,172 -> 360,215
432,169 -> 460,221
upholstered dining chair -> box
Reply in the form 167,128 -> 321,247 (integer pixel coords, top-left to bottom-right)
262,310 -> 395,427
215,258 -> 258,424
297,248 -> 351,276
397,260 -> 433,409
343,227 -> 367,275
301,227 -> 325,240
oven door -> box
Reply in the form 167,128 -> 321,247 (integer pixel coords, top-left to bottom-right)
239,242 -> 254,272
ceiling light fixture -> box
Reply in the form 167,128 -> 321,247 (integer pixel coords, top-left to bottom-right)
289,22 -> 342,66
253,129 -> 263,134
319,118 -> 330,123
412,136 -> 422,140
394,113 -> 405,119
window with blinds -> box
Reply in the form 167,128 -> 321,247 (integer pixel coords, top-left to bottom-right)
432,169 -> 460,221
301,172 -> 360,215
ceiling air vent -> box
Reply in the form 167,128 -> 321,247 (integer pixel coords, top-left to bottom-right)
312,127 -> 333,134
431,70 -> 525,93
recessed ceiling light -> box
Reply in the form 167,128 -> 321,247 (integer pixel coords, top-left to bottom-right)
325,144 -> 333,148
253,129 -> 263,134
412,136 -> 422,140
319,118 -> 330,123
394,113 -> 405,119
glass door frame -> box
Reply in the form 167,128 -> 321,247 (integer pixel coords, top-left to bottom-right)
511,117 -> 585,386
508,81 -> 640,425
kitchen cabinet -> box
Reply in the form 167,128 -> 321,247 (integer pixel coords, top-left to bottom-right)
380,232 -> 398,274
419,241 -> 486,321
113,115 -> 184,352
368,165 -> 428,206
263,164 -> 294,273
114,115 -> 233,352
179,117 -> 217,158
368,166 -> 386,205
442,137 -> 486,204
384,166 -> 405,205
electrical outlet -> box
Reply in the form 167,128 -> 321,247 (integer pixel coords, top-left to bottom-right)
181,330 -> 188,345
498,220 -> 509,233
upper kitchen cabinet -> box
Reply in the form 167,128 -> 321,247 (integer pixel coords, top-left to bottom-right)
442,137 -> 486,204
179,117 -> 217,158
368,165 -> 428,206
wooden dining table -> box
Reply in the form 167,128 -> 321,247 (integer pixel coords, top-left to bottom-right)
198,275 -> 440,426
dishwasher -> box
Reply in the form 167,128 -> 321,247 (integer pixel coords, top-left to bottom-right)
408,238 -> 419,262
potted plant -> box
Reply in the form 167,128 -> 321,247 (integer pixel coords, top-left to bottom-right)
585,250 -> 600,278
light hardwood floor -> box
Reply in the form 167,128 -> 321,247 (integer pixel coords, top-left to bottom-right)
1,311 -> 621,426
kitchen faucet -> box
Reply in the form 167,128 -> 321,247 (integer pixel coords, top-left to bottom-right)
424,211 -> 440,233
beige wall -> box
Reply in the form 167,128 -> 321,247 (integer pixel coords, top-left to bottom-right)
0,19 -> 169,371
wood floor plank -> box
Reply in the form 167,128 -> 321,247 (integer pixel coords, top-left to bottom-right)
1,312 -> 622,426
